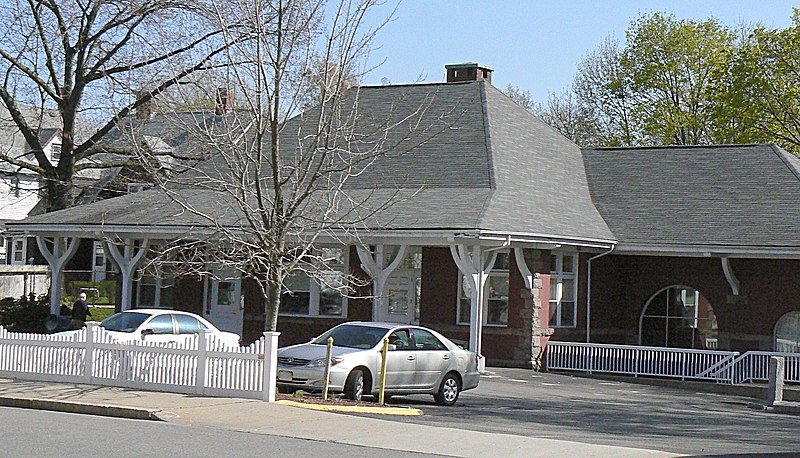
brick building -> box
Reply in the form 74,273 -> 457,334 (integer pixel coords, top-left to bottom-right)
8,63 -> 800,368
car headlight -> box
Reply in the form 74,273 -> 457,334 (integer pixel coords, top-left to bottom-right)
307,357 -> 344,367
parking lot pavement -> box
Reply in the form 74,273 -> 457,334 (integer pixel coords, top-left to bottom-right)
383,368 -> 800,456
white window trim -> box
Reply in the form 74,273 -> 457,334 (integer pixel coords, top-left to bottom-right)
203,268 -> 242,314
279,246 -> 349,318
456,250 -> 510,328
0,241 -> 6,264
549,253 -> 578,328
10,237 -> 27,265
91,241 -> 107,282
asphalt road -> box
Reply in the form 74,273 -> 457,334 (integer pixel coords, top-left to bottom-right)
1,407 -> 432,458
383,368 -> 800,456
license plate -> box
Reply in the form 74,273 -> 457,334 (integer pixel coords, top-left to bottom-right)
278,370 -> 293,381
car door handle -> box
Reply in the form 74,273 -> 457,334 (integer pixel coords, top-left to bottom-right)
442,355 -> 450,360
407,355 -> 415,361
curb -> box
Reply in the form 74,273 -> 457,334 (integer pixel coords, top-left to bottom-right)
275,399 -> 423,416
0,396 -> 162,421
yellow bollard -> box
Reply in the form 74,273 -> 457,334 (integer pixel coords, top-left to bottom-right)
322,336 -> 334,400
379,337 -> 389,404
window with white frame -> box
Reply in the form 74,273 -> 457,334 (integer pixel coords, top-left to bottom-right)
0,240 -> 6,264
91,241 -> 107,282
10,237 -> 26,265
549,253 -> 578,327
50,143 -> 61,163
280,246 -> 348,317
457,250 -> 510,327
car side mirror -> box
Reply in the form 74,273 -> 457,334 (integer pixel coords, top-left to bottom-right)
141,329 -> 155,336
309,337 -> 317,343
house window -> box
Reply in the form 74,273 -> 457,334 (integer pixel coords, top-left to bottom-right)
91,241 -> 107,282
457,250 -> 510,327
10,237 -> 26,265
0,241 -> 6,264
549,253 -> 577,328
640,285 -> 717,349
280,246 -> 348,317
50,143 -> 61,163
136,275 -> 175,308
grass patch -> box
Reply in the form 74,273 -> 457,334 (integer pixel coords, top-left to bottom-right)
87,306 -> 116,322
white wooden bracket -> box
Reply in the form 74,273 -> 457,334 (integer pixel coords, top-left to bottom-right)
449,244 -> 497,369
36,236 -> 81,315
721,256 -> 740,296
105,239 -> 150,311
357,244 -> 407,322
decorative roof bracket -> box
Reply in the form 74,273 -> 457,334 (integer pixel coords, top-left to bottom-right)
721,256 -> 740,296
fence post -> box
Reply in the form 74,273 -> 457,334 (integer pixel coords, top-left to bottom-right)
196,330 -> 209,394
261,331 -> 280,402
84,323 -> 95,383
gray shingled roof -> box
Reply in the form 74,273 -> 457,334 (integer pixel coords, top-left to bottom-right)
10,81 -> 615,245
582,144 -> 800,248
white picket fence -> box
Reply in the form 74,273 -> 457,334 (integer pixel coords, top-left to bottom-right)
546,341 -> 800,384
0,323 -> 280,400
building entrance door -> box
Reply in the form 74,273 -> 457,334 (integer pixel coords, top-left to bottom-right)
204,271 -> 243,335
383,269 -> 419,324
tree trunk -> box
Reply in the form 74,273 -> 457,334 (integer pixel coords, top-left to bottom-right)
44,174 -> 73,212
264,266 -> 281,332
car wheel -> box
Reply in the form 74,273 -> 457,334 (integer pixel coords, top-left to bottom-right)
434,372 -> 461,406
277,385 -> 293,394
344,368 -> 366,401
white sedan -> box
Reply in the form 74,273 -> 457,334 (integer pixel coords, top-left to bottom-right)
61,309 -> 240,347
276,322 -> 480,405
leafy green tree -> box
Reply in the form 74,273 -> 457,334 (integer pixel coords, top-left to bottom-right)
622,12 -> 735,145
720,8 -> 800,153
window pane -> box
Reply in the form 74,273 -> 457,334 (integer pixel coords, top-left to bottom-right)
175,315 -> 201,334
281,291 -> 310,314
548,301 -> 558,327
562,255 -> 575,273
549,280 -> 558,302
319,286 -> 343,316
550,254 -> 558,272
413,329 -> 447,350
562,278 -> 575,300
388,329 -> 411,350
284,271 -> 310,291
458,297 -> 471,324
487,299 -> 508,325
560,301 -> 575,327
493,252 -> 509,270
146,315 -> 174,334
217,281 -> 235,306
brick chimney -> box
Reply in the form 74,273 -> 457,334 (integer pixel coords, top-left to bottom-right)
445,62 -> 493,84
215,87 -> 233,114
134,90 -> 154,120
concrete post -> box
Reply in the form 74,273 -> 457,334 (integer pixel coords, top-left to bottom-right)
262,331 -> 280,402
767,356 -> 785,406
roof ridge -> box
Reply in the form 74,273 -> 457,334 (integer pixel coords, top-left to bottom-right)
769,143 -> 800,183
583,143 -> 766,151
475,81 -> 495,226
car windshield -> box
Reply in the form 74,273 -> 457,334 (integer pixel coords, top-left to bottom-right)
312,324 -> 388,349
100,312 -> 149,333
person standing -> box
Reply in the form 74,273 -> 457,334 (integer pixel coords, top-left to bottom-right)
70,292 -> 92,329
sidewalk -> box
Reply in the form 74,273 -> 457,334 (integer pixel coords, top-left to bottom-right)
0,377 -> 677,457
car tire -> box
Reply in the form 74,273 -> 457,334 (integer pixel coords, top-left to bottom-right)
277,385 -> 293,394
344,368 -> 366,401
434,372 -> 461,406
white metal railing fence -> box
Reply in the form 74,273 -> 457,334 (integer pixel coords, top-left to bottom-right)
546,341 -> 800,385
0,323 -> 280,400
546,341 -> 740,382
724,351 -> 800,384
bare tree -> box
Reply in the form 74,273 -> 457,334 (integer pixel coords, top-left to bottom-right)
134,0 -> 424,332
0,0 -> 233,212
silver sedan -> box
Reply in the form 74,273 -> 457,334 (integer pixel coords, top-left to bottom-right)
276,322 -> 480,405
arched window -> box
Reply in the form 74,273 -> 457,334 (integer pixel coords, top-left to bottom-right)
639,285 -> 718,349
774,311 -> 800,353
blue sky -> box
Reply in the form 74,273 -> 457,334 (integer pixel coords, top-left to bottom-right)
361,1 -> 796,101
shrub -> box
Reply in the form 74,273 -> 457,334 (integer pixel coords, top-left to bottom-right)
0,293 -> 50,333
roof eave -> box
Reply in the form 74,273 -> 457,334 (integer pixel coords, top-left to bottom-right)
615,242 -> 800,259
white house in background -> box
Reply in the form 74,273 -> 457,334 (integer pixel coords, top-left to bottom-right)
0,103 -> 63,265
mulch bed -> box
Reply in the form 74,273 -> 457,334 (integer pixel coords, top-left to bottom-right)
276,392 -> 385,407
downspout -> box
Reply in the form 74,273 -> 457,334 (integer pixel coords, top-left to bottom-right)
586,246 -> 615,343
